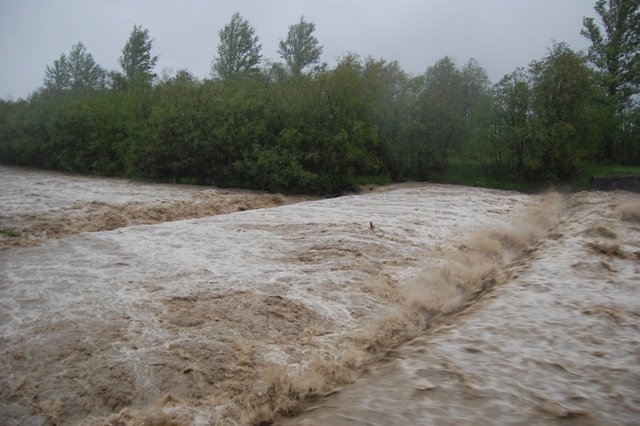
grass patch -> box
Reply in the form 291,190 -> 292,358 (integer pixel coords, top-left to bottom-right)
429,160 -> 536,191
350,173 -> 392,186
424,161 -> 640,192
570,164 -> 640,190
588,164 -> 640,177
1,228 -> 21,237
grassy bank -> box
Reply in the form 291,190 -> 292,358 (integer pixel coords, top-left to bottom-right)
371,161 -> 640,193
569,164 -> 640,190
429,161 -> 531,191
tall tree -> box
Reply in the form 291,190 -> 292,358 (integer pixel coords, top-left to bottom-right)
528,42 -> 595,180
67,42 -> 106,92
212,13 -> 262,79
43,43 -> 105,93
361,56 -> 412,177
44,53 -> 71,92
491,68 -> 533,171
582,0 -> 640,161
460,58 -> 490,120
416,56 -> 465,170
582,0 -> 640,111
277,16 -> 323,77
458,58 -> 490,161
119,25 -> 159,89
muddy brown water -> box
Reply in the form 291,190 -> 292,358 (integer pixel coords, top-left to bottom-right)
1,166 -> 638,425
279,192 -> 640,425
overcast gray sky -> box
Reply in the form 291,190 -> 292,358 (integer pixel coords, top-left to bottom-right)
0,0 -> 597,100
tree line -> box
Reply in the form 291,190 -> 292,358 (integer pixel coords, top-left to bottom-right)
0,1 -> 638,194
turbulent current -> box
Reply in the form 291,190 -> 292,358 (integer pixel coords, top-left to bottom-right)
0,166 -> 638,425
281,192 -> 640,426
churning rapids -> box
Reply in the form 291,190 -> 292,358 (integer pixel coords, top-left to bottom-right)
0,165 -> 638,425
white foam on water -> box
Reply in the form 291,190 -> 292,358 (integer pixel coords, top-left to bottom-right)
281,191 -> 640,426
7,166 -> 635,424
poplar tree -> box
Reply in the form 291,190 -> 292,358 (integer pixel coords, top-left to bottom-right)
582,0 -> 640,110
119,25 -> 159,89
67,42 -> 106,92
44,53 -> 71,92
582,0 -> 640,161
43,42 -> 105,93
212,13 -> 262,79
277,16 -> 323,76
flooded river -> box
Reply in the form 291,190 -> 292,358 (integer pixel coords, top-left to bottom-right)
0,166 -> 638,425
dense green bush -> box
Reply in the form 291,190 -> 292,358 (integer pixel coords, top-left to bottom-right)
1,3 -> 638,193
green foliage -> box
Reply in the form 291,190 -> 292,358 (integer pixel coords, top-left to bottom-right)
278,16 -> 323,77
350,174 -> 392,186
119,25 -> 159,90
68,42 -> 107,92
1,228 -> 21,238
406,57 -> 490,179
0,4 -> 636,195
418,57 -> 465,166
582,0 -> 640,163
485,43 -> 600,183
587,164 -> 640,178
429,158 -> 534,191
582,0 -> 640,109
44,54 -> 71,92
212,13 -> 262,80
43,42 -> 106,94
571,164 -> 640,190
247,129 -> 318,193
527,42 -> 596,181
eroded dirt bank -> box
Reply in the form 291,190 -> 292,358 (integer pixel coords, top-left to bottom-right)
1,165 -> 638,425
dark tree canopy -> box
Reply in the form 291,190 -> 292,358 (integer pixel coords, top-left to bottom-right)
528,42 -> 595,179
212,13 -> 262,79
418,56 -> 466,167
277,16 -> 323,76
2,0 -> 638,196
